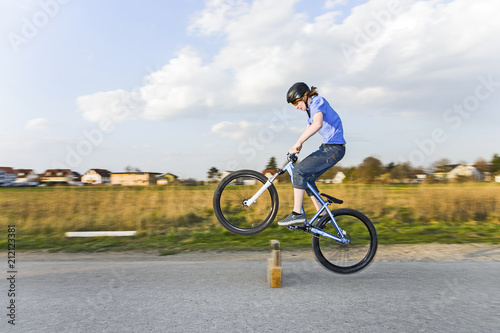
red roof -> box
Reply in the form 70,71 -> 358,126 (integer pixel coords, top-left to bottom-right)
41,169 -> 71,177
0,167 -> 16,173
86,169 -> 111,177
262,169 -> 277,175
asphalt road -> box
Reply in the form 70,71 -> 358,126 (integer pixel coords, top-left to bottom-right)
4,251 -> 500,333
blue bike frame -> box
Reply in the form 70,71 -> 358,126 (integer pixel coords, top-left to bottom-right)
244,155 -> 349,244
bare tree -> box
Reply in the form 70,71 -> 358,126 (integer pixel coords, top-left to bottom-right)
474,158 -> 491,173
431,158 -> 451,172
125,166 -> 141,172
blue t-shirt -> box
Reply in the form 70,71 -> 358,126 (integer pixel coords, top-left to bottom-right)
308,96 -> 346,144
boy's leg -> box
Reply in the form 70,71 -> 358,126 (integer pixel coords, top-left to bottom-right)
310,195 -> 322,211
293,188 -> 306,213
278,188 -> 307,226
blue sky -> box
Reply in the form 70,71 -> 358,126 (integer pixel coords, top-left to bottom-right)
1,0 -> 500,180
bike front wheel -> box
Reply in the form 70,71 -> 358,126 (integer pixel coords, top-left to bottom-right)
213,170 -> 279,236
312,208 -> 378,274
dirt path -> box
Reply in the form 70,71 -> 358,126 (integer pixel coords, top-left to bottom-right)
19,243 -> 500,262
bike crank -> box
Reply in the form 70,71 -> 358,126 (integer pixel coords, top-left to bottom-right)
287,224 -> 348,245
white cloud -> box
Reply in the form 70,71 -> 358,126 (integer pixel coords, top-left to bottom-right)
188,0 -> 250,36
76,0 -> 500,124
140,47 -> 228,121
25,118 -> 50,130
76,89 -> 143,124
211,120 -> 261,139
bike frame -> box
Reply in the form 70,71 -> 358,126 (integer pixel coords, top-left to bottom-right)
244,155 -> 350,244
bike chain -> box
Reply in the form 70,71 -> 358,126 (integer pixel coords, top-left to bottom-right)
287,224 -> 343,244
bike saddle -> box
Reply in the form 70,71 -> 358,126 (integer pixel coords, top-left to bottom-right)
320,193 -> 343,204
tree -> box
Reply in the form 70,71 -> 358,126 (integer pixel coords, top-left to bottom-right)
389,162 -> 413,181
207,167 -> 221,181
386,162 -> 396,171
343,166 -> 357,183
431,158 -> 451,172
266,157 -> 278,170
491,154 -> 500,174
357,156 -> 384,183
125,166 -> 141,172
474,158 -> 491,174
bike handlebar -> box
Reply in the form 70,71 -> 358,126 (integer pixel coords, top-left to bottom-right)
287,153 -> 298,163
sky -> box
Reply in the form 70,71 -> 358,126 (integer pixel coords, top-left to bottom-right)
1,0 -> 499,180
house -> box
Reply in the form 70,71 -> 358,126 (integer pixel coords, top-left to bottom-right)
433,164 -> 483,182
433,164 -> 459,181
412,170 -> 428,183
220,171 -> 233,181
262,169 -> 278,184
156,173 -> 178,186
448,164 -> 483,181
332,171 -> 346,184
322,171 -> 346,184
15,169 -> 39,185
262,169 -> 276,178
40,169 -> 80,185
81,169 -> 111,184
110,172 -> 161,186
0,167 -> 17,186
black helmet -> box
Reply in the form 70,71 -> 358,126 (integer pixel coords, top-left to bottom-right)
287,82 -> 310,104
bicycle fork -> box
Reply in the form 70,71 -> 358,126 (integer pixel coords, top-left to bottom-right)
242,172 -> 280,207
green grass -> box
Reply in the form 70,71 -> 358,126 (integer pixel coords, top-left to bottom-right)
2,218 -> 498,253
1,184 -> 499,253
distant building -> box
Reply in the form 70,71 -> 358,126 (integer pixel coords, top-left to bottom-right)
322,171 -> 346,184
332,171 -> 346,184
434,164 -> 483,182
0,167 -> 17,186
15,169 -> 39,185
412,170 -> 428,183
220,171 -> 233,181
433,164 -> 460,181
81,169 -> 111,184
447,164 -> 483,181
110,172 -> 161,186
40,169 -> 80,185
156,173 -> 178,186
261,169 -> 278,184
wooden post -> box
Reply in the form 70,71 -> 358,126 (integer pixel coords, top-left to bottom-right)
267,240 -> 282,288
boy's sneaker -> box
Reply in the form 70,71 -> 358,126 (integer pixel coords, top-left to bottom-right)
277,212 -> 306,226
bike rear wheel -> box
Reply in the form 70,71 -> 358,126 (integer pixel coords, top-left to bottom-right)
312,208 -> 377,274
213,170 -> 279,236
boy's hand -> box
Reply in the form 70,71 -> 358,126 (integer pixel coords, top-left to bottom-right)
289,143 -> 302,155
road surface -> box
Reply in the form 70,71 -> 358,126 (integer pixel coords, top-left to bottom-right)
4,245 -> 500,332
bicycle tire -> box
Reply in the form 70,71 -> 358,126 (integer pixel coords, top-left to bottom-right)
312,208 -> 377,274
213,170 -> 279,236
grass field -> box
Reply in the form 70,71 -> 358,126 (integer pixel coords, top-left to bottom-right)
1,183 -> 499,252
